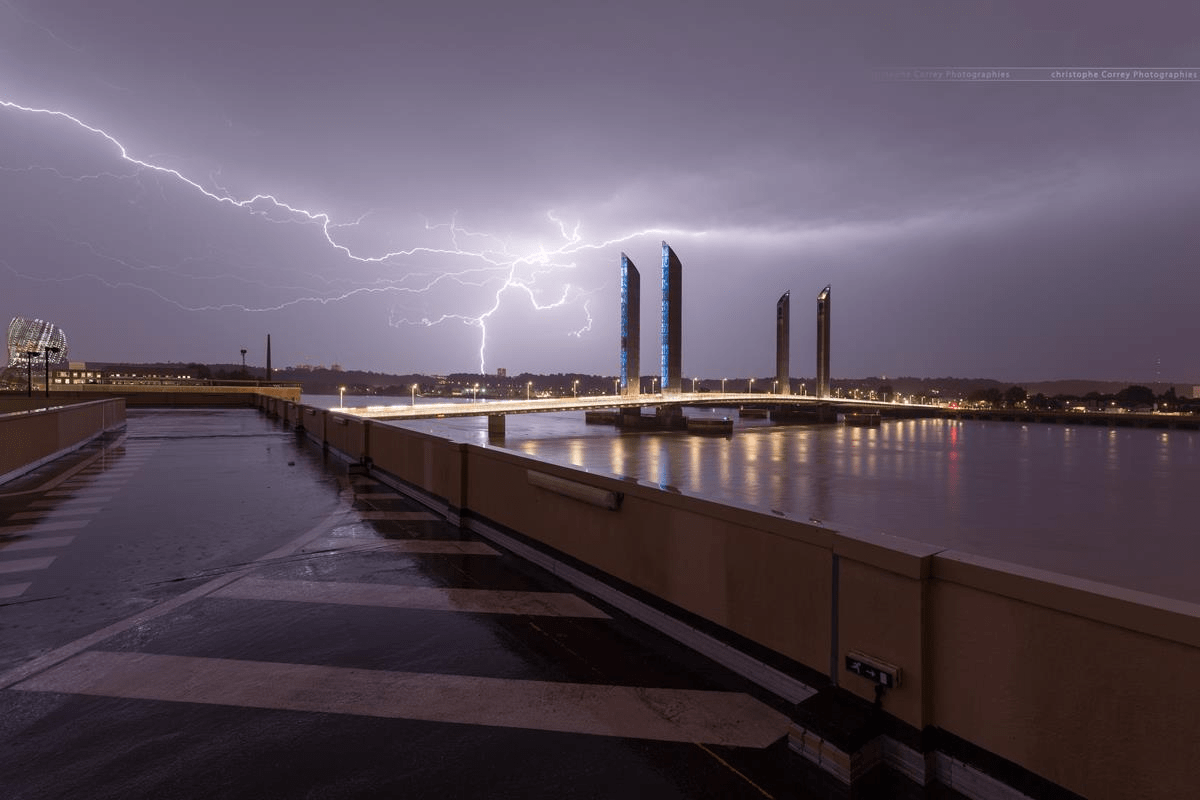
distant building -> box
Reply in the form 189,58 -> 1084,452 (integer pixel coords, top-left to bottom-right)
816,285 -> 830,398
776,291 -> 790,395
50,365 -> 103,385
49,364 -> 200,386
620,253 -> 640,395
660,242 -> 682,393
497,367 -> 507,378
6,317 -> 68,368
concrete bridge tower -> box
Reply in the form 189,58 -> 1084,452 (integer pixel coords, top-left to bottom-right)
620,254 -> 640,395
660,242 -> 682,393
776,291 -> 790,395
816,285 -> 830,398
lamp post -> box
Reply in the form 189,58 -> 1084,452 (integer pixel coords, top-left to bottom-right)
472,383 -> 479,402
773,380 -> 778,395
411,383 -> 417,406
691,377 -> 697,393
572,379 -> 579,398
338,386 -> 345,408
721,377 -> 726,394
25,350 -> 39,397
44,346 -> 60,398
652,377 -> 658,394
527,380 -> 532,401
748,377 -> 755,394
240,348 -> 247,378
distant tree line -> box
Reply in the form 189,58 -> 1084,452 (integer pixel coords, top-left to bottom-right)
967,384 -> 1192,411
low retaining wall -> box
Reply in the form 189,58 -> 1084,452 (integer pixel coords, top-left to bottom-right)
33,385 -> 300,406
0,398 -> 126,485
265,396 -> 1199,799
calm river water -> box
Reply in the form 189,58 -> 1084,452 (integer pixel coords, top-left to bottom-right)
311,395 -> 1200,603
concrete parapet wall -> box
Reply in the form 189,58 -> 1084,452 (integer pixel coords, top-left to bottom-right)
323,411 -> 367,459
832,532 -> 941,728
45,385 -> 300,406
464,444 -> 835,672
928,553 -> 1200,797
0,397 -> 62,414
368,423 -> 466,516
0,398 -> 126,485
288,400 -> 1198,799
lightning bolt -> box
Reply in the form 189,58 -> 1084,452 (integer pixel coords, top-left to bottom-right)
569,300 -> 594,338
0,97 -> 699,371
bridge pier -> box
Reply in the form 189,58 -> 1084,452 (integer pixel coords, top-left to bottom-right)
770,403 -> 838,424
487,414 -> 505,437
655,405 -> 687,430
616,407 -> 650,428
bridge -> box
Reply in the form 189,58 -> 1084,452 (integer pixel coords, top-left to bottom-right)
341,392 -> 940,434
340,259 -> 926,435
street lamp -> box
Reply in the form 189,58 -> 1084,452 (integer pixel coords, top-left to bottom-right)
613,378 -> 619,395
24,350 -> 39,397
411,383 -> 418,406
773,380 -> 778,395
527,380 -> 532,401
572,379 -> 579,398
44,346 -> 60,398
748,377 -> 755,393
652,377 -> 658,394
472,383 -> 479,402
691,377 -> 697,393
721,377 -> 727,394
240,348 -> 247,376
338,386 -> 346,408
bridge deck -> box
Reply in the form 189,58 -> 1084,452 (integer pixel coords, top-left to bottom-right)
342,392 -> 927,421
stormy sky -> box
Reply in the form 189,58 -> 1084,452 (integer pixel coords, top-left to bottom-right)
2,1 -> 1198,383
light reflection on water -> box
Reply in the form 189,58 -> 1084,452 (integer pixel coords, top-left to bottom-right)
306,395 -> 1200,602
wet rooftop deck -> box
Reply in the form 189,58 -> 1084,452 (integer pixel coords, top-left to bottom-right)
0,408 -> 945,798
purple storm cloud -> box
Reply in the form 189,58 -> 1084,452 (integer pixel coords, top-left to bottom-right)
1,0 -> 1198,383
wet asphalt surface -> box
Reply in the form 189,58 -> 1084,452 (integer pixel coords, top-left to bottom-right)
0,408 -> 926,799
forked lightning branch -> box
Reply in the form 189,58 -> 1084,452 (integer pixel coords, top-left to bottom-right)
0,98 -> 691,371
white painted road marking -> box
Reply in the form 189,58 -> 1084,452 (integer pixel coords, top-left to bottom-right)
8,507 -> 105,520
30,497 -> 114,508
14,651 -> 791,747
213,577 -> 609,618
0,556 -> 56,574
1,536 -> 75,552
0,520 -> 90,534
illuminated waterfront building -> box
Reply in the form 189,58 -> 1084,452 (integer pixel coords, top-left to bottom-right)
619,254 -> 640,395
776,291 -> 790,395
660,242 -> 682,393
6,317 -> 68,368
816,285 -> 830,398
